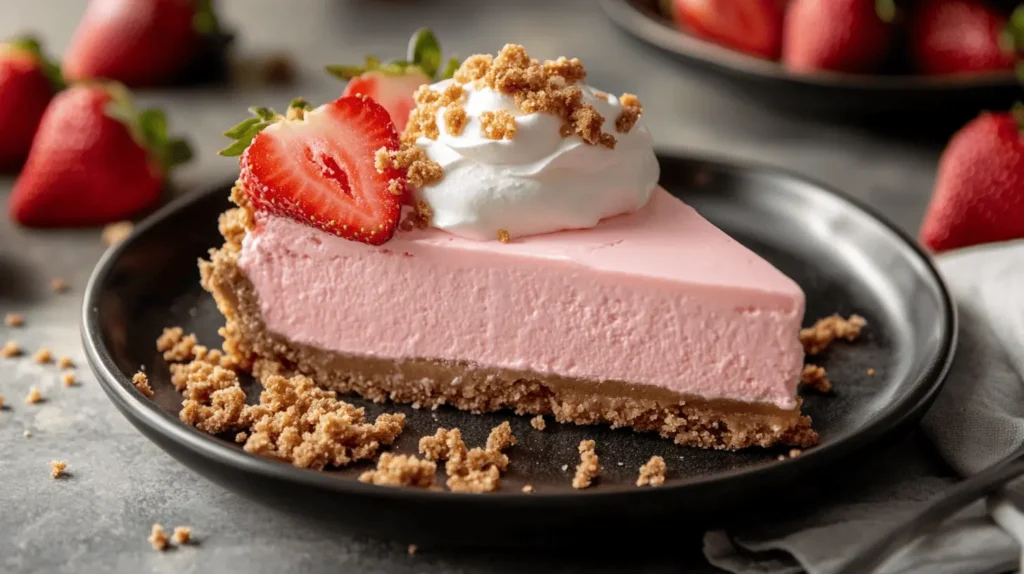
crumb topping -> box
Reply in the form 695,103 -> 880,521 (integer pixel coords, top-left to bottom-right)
387,179 -> 404,196
5,313 -> 24,327
33,347 -> 52,364
50,278 -> 69,293
800,314 -> 867,355
24,387 -> 41,404
358,453 -> 437,488
375,145 -> 442,189
616,93 -> 642,134
530,415 -> 546,431
572,439 -> 599,489
496,229 -> 511,244
148,524 -> 169,551
61,372 -> 76,387
49,460 -> 67,479
800,364 -> 831,393
1,340 -> 21,358
479,110 -> 516,140
443,105 -> 467,136
102,221 -> 134,246
132,372 -> 154,398
636,455 -> 666,487
172,526 -> 191,544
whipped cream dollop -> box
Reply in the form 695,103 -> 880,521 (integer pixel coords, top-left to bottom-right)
414,79 -> 660,240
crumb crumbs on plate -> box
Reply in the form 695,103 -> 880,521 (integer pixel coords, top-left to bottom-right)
358,453 -> 437,488
800,364 -> 831,393
2,340 -> 22,358
789,449 -> 803,458
50,278 -> 69,293
867,368 -> 876,376
418,423 -> 515,493
497,228 -> 511,244
572,439 -> 599,489
235,431 -> 248,443
61,372 -> 76,387
102,221 -> 134,246
636,455 -> 666,487
522,484 -> 533,494
133,371 -> 154,398
407,544 -> 417,555
800,314 -> 867,355
58,356 -> 74,369
530,415 -> 546,431
560,464 -> 568,471
172,526 -> 192,544
24,387 -> 41,404
49,460 -> 67,479
148,524 -> 169,551
33,347 -> 52,364
4,313 -> 24,327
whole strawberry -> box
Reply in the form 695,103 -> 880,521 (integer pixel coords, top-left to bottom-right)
8,84 -> 192,226
667,0 -> 787,60
326,29 -> 460,132
920,110 -> 1024,252
910,0 -> 1016,75
782,0 -> 896,73
0,37 -> 62,170
62,0 -> 221,87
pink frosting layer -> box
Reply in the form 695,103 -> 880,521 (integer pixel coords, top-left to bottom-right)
238,188 -> 806,409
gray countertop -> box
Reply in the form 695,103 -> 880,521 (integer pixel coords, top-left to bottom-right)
0,1 -> 943,572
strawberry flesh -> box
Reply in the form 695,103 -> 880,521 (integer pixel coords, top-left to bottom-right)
670,0 -> 786,59
240,96 -> 404,245
782,0 -> 893,73
342,69 -> 431,132
0,51 -> 54,169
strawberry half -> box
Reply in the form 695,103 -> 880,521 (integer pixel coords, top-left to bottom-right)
220,96 -> 404,246
0,36 -> 62,170
326,28 -> 460,132
667,0 -> 786,60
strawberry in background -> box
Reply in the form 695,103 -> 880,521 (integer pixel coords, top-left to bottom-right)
910,0 -> 1017,75
666,0 -> 787,60
62,0 -> 223,87
0,37 -> 62,170
919,107 -> 1024,252
326,29 -> 461,132
8,83 -> 192,226
782,0 -> 897,73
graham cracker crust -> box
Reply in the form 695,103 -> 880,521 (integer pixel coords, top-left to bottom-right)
199,205 -> 818,451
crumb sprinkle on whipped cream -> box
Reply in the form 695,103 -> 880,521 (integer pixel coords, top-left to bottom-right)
386,43 -> 660,242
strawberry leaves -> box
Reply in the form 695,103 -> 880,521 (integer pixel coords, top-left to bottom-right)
103,83 -> 192,174
218,98 -> 313,157
5,35 -> 64,90
325,28 -> 460,82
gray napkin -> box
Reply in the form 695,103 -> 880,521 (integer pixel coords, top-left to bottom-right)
704,240 -> 1024,574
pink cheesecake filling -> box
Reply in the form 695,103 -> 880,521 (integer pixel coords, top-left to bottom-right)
237,187 -> 806,410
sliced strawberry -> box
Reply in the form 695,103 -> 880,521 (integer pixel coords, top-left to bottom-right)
341,69 -> 431,132
228,96 -> 404,245
669,0 -> 786,60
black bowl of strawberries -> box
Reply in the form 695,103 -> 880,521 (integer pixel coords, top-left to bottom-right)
601,0 -> 1022,117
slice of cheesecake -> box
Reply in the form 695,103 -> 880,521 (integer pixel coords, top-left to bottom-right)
202,186 -> 816,450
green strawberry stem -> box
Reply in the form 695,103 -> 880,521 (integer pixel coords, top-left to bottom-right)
875,0 -> 897,24
193,0 -> 221,36
103,83 -> 192,174
5,35 -> 64,90
219,97 -> 311,156
324,29 -> 460,82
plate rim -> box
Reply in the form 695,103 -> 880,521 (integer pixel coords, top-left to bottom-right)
81,150 -> 957,504
599,0 -> 1016,92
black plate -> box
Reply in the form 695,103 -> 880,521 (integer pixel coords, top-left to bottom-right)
600,0 -> 1020,117
82,153 -> 955,545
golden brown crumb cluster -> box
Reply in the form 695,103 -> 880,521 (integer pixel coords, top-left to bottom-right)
172,526 -> 191,544
530,415 -> 546,431
160,331 -> 406,471
1,340 -> 21,358
58,356 -> 73,369
24,387 -> 41,404
418,423 -> 516,493
800,364 -> 831,393
572,439 -> 600,489
479,110 -> 516,140
133,372 -> 154,398
49,460 -> 67,479
496,229 -> 511,244
157,327 -> 199,362
5,313 -> 24,327
148,524 -> 169,551
61,372 -> 76,387
800,314 -> 867,355
358,453 -> 437,488
616,93 -> 642,134
33,347 -> 52,364
636,455 -> 666,487
374,144 -> 443,189
443,105 -> 467,136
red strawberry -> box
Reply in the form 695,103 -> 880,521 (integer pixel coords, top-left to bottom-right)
910,0 -> 1015,76
220,96 -> 404,245
667,0 -> 786,60
326,28 -> 460,132
920,111 -> 1024,252
782,0 -> 895,73
9,84 -> 192,226
0,37 -> 61,170
62,0 -> 220,87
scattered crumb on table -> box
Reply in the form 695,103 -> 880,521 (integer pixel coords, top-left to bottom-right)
49,460 -> 67,479
4,313 -> 24,327
61,372 -> 76,387
102,221 -> 134,246
530,415 -> 546,431
32,347 -> 52,364
2,340 -> 22,358
867,368 -> 876,376
800,364 -> 832,393
636,455 -> 666,487
148,524 -> 169,551
24,387 -> 41,404
0,394 -> 4,408
58,356 -> 74,369
23,429 -> 31,437
172,526 -> 192,544
572,439 -> 600,489
132,372 -> 154,398
50,278 -> 69,293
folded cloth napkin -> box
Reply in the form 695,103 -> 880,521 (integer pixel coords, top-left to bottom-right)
704,240 -> 1024,574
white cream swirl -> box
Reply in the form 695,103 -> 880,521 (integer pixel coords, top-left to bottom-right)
414,79 -> 659,241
